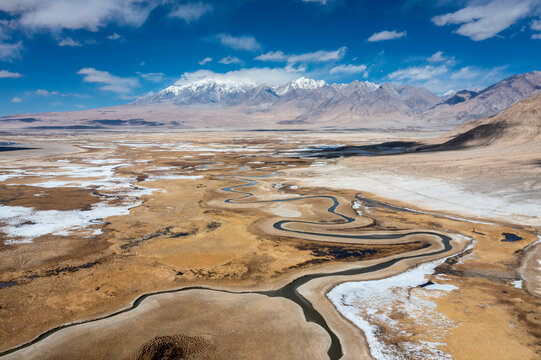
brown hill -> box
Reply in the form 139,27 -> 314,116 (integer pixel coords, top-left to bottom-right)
438,93 -> 541,148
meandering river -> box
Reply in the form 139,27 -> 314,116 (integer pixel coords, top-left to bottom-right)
0,169 -> 456,359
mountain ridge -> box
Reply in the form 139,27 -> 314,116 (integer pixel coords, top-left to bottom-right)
133,71 -> 541,128
419,70 -> 541,125
441,92 -> 541,148
1,71 -> 540,131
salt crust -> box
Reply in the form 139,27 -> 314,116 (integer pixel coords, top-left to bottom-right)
327,242 -> 473,360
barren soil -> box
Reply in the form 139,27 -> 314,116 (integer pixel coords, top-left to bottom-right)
0,131 -> 538,360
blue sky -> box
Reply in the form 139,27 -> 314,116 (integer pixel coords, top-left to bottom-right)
0,0 -> 540,115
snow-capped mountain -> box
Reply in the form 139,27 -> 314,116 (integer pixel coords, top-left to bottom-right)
139,79 -> 260,105
134,76 -> 442,122
273,77 -> 327,95
3,72 -> 540,131
136,77 -> 335,106
129,71 -> 541,128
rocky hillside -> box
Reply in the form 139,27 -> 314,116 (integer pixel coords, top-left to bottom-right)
438,93 -> 541,148
419,71 -> 541,126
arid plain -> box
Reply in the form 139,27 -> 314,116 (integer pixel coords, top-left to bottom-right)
0,130 -> 539,360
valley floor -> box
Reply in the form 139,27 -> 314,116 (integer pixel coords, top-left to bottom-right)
0,131 -> 539,360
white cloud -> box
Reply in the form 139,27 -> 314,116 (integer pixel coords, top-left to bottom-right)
35,89 -> 59,96
427,50 -> 455,64
137,72 -> 165,82
169,2 -> 212,23
388,65 -> 448,82
58,37 -> 81,47
450,66 -> 479,80
0,41 -> 22,61
77,67 -> 139,94
284,63 -> 307,72
0,69 -> 22,78
432,0 -> 534,41
255,47 -> 347,65
28,89 -> 87,97
174,67 -> 299,87
254,51 -> 287,62
106,33 -> 121,40
255,48 -> 346,75
367,30 -> 407,42
450,66 -> 508,84
0,0 -> 158,32
329,64 -> 367,75
216,33 -> 261,51
219,55 -> 243,65
531,18 -> 541,38
427,51 -> 445,62
288,47 -> 347,63
0,20 -> 18,41
387,64 -> 509,93
198,56 -> 212,65
11,96 -> 22,103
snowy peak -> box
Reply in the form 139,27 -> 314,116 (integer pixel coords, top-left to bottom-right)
331,80 -> 379,95
290,77 -> 327,90
273,77 -> 327,96
160,76 -> 328,97
134,74 -> 446,118
137,76 -> 333,105
135,76 -> 451,115
140,78 -> 261,105
169,76 -> 326,95
164,79 -> 257,96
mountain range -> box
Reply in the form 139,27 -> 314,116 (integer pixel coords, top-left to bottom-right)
418,71 -> 541,125
134,77 -> 443,126
1,71 -> 540,131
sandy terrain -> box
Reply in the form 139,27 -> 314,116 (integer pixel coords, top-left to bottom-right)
0,131 -> 539,360
2,290 -> 330,360
288,141 -> 541,227
286,134 -> 541,359
519,237 -> 541,298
